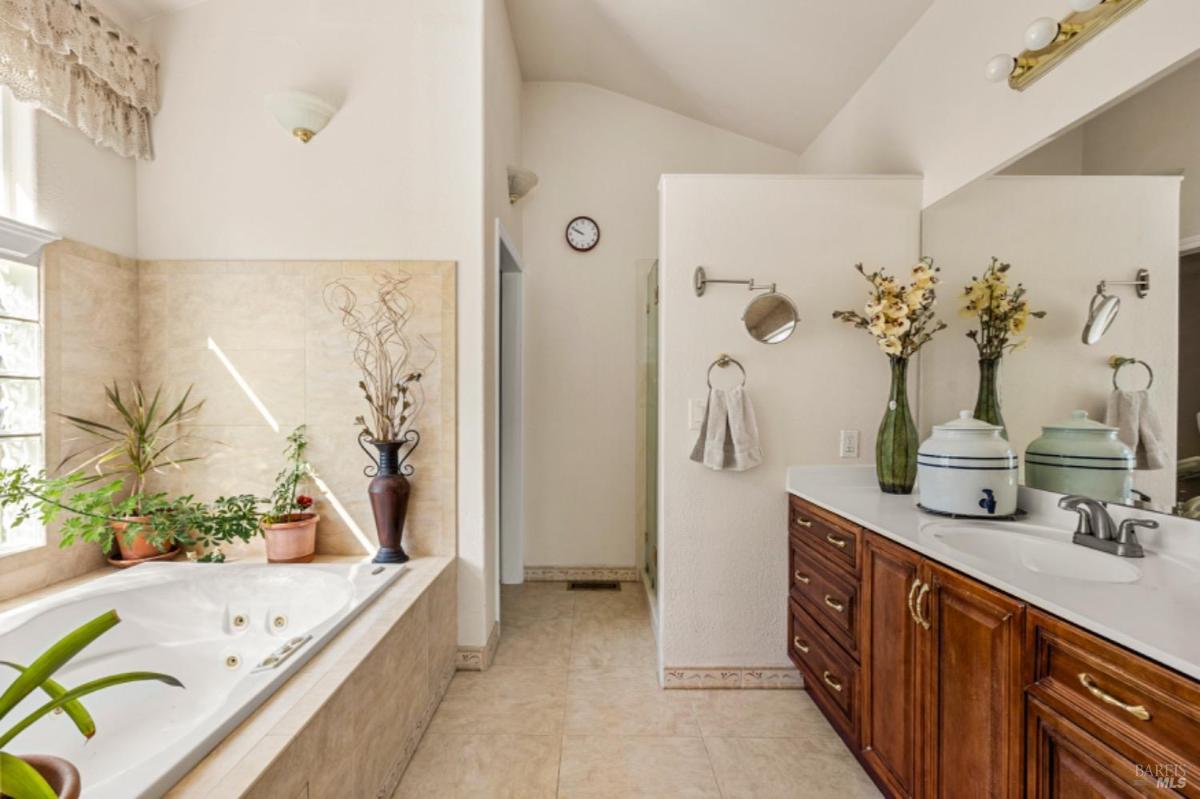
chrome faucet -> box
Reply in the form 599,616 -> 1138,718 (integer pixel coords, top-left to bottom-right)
1058,495 -> 1156,558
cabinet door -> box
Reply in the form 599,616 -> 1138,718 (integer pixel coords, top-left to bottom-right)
862,533 -> 924,798
1027,697 -> 1148,799
919,560 -> 1025,799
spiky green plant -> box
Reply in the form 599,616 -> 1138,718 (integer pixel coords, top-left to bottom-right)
0,610 -> 183,798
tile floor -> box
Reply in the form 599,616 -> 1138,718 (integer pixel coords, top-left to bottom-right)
394,581 -> 881,798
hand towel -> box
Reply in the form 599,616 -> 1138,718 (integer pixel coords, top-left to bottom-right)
1105,390 -> 1169,470
689,387 -> 763,471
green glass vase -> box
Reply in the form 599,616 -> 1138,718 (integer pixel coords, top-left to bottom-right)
876,356 -> 918,494
972,357 -> 1008,439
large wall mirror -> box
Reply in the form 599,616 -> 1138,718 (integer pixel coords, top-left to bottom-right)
921,54 -> 1200,520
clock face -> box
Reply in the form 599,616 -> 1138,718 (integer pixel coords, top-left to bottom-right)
565,216 -> 600,252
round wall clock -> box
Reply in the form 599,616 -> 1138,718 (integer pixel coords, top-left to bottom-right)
565,216 -> 600,252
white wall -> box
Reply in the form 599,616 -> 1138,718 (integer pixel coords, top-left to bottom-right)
136,0 -> 493,646
921,176 -> 1180,511
658,176 -> 921,669
798,0 -> 1200,207
518,82 -> 798,571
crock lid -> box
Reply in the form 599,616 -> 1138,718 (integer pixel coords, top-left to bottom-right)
932,410 -> 1002,433
1042,410 -> 1117,432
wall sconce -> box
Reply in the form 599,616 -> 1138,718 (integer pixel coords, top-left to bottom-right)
264,90 -> 339,143
507,166 -> 539,204
985,0 -> 1147,90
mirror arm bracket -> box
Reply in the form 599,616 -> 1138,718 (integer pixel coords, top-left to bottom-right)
694,266 -> 775,297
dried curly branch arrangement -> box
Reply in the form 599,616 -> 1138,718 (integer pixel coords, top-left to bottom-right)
323,273 -> 436,442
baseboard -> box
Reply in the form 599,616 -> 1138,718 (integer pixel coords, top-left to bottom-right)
662,666 -> 804,689
455,620 -> 500,671
524,565 -> 639,582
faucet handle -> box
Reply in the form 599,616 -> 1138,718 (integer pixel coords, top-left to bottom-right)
1117,518 -> 1158,543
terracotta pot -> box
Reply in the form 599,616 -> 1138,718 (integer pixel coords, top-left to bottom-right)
262,512 -> 319,563
111,517 -> 172,561
6,755 -> 81,799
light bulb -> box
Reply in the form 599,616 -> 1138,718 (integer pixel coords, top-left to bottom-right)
985,54 -> 1016,83
1025,17 -> 1061,50
1068,0 -> 1104,11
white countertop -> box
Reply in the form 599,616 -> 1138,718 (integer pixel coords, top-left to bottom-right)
786,466 -> 1200,681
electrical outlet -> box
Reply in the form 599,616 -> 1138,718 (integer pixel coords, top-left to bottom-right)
688,398 -> 707,431
839,430 -> 860,459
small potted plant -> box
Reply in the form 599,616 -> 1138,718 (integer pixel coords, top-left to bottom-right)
58,382 -> 203,561
261,426 -> 319,563
0,609 -> 182,798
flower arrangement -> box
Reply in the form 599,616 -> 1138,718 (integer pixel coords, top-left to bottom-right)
832,258 -> 948,359
960,258 -> 1046,360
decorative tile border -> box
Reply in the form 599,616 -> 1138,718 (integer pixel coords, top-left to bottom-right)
381,657 -> 454,797
455,620 -> 500,671
663,667 -> 805,690
524,565 -> 640,582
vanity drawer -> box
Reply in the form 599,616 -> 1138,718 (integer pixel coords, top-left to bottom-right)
1027,609 -> 1200,793
790,599 -> 859,746
789,538 -> 860,661
789,495 -> 861,576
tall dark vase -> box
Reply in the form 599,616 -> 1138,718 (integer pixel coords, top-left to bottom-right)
972,357 -> 1008,439
361,432 -> 419,564
876,356 -> 918,495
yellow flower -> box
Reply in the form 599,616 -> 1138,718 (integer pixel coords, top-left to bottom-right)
867,316 -> 888,337
911,261 -> 935,288
1010,308 -> 1028,333
887,316 -> 912,336
864,300 -> 883,317
882,299 -> 909,320
904,287 -> 926,310
879,335 -> 903,356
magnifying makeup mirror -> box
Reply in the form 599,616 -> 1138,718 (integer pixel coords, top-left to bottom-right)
742,292 -> 799,344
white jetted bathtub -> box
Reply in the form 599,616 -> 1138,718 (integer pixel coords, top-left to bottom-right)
0,561 -> 406,798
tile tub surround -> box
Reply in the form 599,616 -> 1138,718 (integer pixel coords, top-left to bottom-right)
786,465 -> 1200,681
0,240 -> 138,602
393,581 -> 877,796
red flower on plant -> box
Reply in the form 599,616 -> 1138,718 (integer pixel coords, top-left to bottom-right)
296,495 -> 314,510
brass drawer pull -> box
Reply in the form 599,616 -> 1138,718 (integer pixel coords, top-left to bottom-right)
914,582 -> 931,630
906,578 -> 922,625
793,636 -> 810,654
824,595 -> 845,613
825,533 -> 847,549
822,670 -> 844,693
1078,673 -> 1151,721
793,571 -> 810,585
794,517 -> 814,528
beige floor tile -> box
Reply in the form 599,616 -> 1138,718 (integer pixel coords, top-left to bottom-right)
492,616 -> 574,668
564,666 -> 698,737
557,735 -> 721,798
704,736 -> 881,798
427,666 -> 567,735
571,583 -> 650,620
690,688 -> 831,738
393,733 -> 560,798
570,616 -> 657,669
500,583 -> 576,623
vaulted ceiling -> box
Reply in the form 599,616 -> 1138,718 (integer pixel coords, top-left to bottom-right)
505,0 -> 934,154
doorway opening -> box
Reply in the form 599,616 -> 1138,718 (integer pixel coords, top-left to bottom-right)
497,222 -> 525,587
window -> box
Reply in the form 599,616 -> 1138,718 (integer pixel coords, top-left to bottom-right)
0,256 -> 43,552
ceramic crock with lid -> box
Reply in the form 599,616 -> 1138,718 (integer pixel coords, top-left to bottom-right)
1024,410 -> 1134,503
917,411 -> 1018,517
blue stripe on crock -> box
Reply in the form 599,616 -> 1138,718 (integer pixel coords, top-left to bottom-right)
917,460 -> 1018,471
1025,458 -> 1132,471
1025,451 -> 1132,462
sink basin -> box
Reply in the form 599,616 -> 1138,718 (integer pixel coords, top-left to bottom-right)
920,522 -> 1143,584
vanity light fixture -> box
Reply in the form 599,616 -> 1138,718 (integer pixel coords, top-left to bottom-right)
985,0 -> 1148,90
264,90 -> 339,143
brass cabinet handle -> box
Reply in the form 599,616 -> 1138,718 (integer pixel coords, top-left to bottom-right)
825,533 -> 847,549
914,582 -> 931,630
1078,673 -> 1151,721
794,517 -> 814,528
906,578 -> 922,625
824,595 -> 845,613
822,670 -> 844,693
792,636 -> 810,654
793,570 -> 810,585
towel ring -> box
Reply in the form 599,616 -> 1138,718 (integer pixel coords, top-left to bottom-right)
1109,356 -> 1154,390
707,354 -> 746,389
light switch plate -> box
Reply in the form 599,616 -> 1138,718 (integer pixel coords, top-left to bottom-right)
688,398 -> 707,431
839,429 -> 860,458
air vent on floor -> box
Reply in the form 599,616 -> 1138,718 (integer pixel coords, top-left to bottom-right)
567,580 -> 621,591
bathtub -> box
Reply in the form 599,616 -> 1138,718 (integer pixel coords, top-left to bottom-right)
0,561 -> 406,798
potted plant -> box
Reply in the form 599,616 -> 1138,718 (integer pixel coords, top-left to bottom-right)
58,382 -> 203,561
324,273 -> 435,564
0,609 -> 182,798
960,257 -> 1046,438
261,426 -> 319,563
833,259 -> 948,494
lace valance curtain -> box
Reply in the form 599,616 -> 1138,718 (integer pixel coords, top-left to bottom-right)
0,0 -> 159,159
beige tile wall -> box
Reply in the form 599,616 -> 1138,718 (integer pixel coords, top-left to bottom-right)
0,240 -> 139,602
136,260 -> 457,560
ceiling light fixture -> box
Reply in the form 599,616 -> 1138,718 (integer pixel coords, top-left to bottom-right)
265,90 -> 339,143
